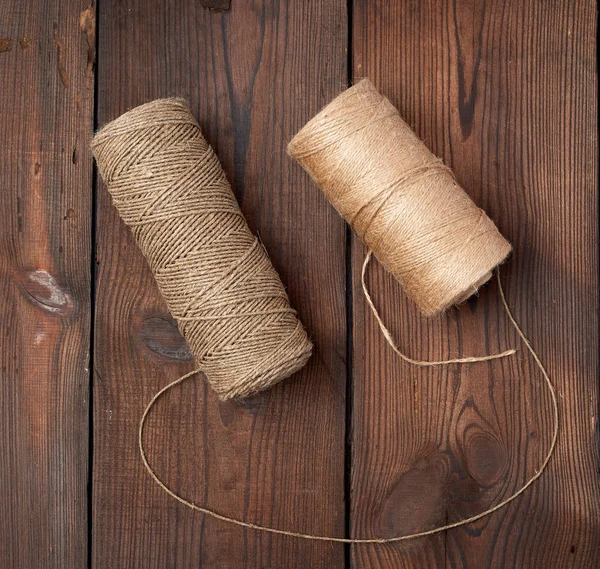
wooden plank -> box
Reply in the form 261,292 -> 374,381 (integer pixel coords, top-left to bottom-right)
93,1 -> 347,567
200,0 -> 232,12
351,1 -> 599,567
0,1 -> 94,567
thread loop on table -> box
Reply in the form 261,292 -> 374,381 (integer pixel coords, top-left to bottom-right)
362,251 -> 517,366
138,271 -> 558,543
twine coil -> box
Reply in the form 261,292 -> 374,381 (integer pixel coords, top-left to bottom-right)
92,99 -> 312,401
288,78 -> 512,316
93,92 -> 558,545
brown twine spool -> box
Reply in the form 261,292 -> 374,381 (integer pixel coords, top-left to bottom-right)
288,78 -> 512,316
92,93 -> 558,545
289,78 -> 517,366
91,99 -> 312,400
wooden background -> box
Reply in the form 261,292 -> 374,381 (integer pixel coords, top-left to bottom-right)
0,1 -> 598,568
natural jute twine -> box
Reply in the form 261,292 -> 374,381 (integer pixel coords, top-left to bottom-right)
288,78 -> 512,316
91,99 -> 312,401
135,273 -> 558,543
289,78 -> 517,366
94,94 -> 558,545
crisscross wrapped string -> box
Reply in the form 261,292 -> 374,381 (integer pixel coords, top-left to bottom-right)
92,99 -> 312,401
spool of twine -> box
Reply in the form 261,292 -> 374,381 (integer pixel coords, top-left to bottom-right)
92,99 -> 312,400
91,92 -> 558,545
288,78 -> 512,316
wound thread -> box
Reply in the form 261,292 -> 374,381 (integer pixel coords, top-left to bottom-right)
288,78 -> 512,316
93,93 -> 558,546
92,99 -> 312,400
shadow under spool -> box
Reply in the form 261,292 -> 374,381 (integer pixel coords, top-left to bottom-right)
92,99 -> 312,400
288,78 -> 511,315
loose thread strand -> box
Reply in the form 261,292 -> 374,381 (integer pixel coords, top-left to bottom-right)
361,251 -> 517,366
139,267 -> 559,544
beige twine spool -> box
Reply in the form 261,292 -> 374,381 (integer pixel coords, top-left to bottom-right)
92,99 -> 312,400
290,78 -> 517,366
288,78 -> 512,316
93,93 -> 558,545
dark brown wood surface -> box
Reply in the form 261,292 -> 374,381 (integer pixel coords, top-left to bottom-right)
351,1 -> 599,568
93,1 -> 347,568
0,1 -> 93,567
1,1 -> 598,568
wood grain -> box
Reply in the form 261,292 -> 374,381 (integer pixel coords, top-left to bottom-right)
0,1 -> 93,567
1,1 -> 596,566
93,1 -> 347,567
200,0 -> 232,11
350,1 -> 599,568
